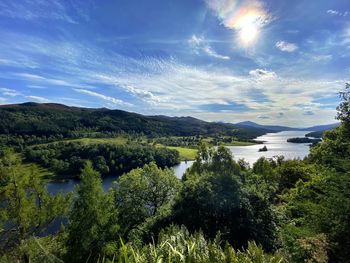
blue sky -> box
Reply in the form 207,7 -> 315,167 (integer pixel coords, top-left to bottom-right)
0,0 -> 349,126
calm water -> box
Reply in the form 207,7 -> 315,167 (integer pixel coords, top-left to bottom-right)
227,130 -> 312,165
47,161 -> 192,194
47,131 -> 311,194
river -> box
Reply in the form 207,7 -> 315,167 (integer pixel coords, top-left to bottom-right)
47,130 -> 312,194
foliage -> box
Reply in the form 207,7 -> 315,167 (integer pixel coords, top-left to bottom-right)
281,169 -> 350,262
0,150 -> 70,259
101,225 -> 286,263
25,142 -> 180,178
308,124 -> 350,172
173,145 -> 278,251
286,137 -> 321,144
0,103 -> 266,139
336,83 -> 350,123
113,163 -> 180,239
66,162 -> 119,262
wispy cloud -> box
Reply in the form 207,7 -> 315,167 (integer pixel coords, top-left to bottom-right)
73,89 -> 132,107
327,9 -> 349,17
275,41 -> 298,52
26,96 -> 50,103
0,24 -> 343,125
249,69 -> 277,80
257,115 -> 270,119
0,88 -> 21,97
0,0 -> 93,24
188,35 -> 230,60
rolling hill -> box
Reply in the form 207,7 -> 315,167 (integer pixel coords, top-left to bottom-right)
0,102 -> 268,139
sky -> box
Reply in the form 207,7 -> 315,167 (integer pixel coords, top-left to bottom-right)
0,0 -> 349,127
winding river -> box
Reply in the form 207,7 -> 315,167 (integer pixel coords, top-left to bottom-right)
47,131 -> 312,194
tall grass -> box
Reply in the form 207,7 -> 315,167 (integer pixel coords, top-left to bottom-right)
97,226 -> 286,263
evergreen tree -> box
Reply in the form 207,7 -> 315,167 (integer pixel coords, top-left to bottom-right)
66,162 -> 118,262
0,150 -> 69,261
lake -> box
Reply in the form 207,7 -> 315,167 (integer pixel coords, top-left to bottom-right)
227,130 -> 312,165
47,130 -> 312,194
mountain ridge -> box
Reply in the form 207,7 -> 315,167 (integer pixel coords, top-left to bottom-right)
0,102 -> 268,139
235,121 -> 339,132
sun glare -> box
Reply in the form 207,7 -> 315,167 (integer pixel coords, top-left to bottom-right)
239,22 -> 259,44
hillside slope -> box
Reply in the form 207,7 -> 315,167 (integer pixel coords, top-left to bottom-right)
0,102 -> 268,139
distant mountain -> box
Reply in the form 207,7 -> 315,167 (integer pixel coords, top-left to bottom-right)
0,102 -> 268,139
304,123 -> 340,132
235,121 -> 299,132
235,121 -> 340,132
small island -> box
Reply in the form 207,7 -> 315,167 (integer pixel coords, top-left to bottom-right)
258,145 -> 268,152
287,137 -> 322,144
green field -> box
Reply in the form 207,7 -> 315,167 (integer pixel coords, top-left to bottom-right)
155,144 -> 197,161
166,146 -> 198,161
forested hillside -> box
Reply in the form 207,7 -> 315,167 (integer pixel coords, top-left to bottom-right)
0,84 -> 349,263
0,102 -> 268,138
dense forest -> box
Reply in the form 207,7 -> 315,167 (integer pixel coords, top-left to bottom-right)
25,142 -> 180,178
0,84 -> 349,262
0,103 -> 269,139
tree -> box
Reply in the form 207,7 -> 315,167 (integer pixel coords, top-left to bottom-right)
173,146 -> 278,251
336,83 -> 350,124
309,83 -> 350,172
113,162 -> 180,238
66,162 -> 118,262
0,150 -> 69,261
275,160 -> 314,193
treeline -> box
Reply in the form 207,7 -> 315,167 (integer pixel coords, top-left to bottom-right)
0,102 -> 266,138
25,142 -> 180,177
154,136 -> 258,147
287,137 -> 321,144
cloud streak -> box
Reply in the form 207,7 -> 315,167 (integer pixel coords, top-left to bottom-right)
327,9 -> 349,17
189,35 -> 230,60
73,89 -> 132,107
275,41 -> 298,52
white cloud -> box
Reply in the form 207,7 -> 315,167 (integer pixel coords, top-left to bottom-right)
73,89 -> 132,107
312,54 -> 333,62
258,115 -> 270,119
327,9 -> 349,17
0,88 -> 21,97
249,69 -> 277,80
275,41 -> 298,52
0,30 -> 342,125
189,35 -> 230,60
26,96 -> 50,103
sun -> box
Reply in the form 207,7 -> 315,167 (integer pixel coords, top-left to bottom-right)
239,22 -> 259,45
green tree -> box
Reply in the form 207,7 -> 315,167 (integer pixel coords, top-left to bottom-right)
0,150 -> 69,261
336,82 -> 350,124
309,83 -> 350,172
66,162 -> 118,262
173,146 -> 278,251
275,160 -> 314,193
113,162 -> 180,238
